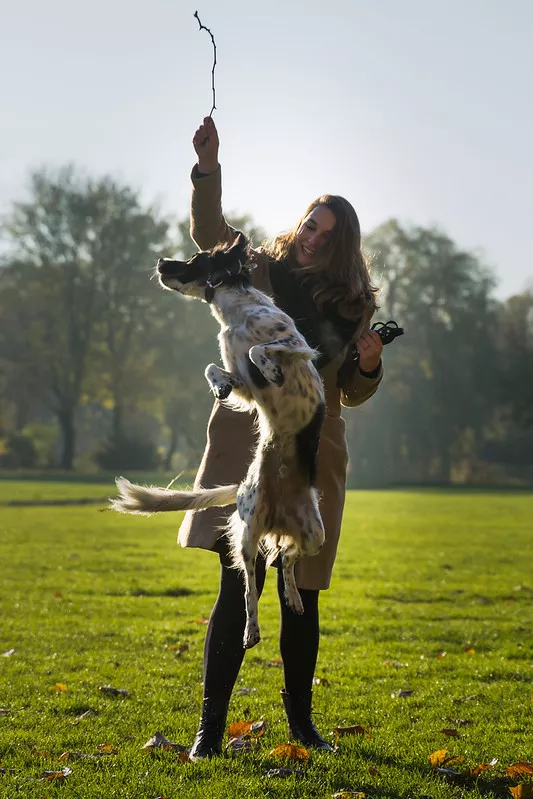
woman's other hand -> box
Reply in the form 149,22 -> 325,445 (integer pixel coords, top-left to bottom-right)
357,330 -> 383,373
193,117 -> 220,175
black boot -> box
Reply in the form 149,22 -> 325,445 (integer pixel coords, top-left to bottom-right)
280,689 -> 333,751
189,696 -> 229,761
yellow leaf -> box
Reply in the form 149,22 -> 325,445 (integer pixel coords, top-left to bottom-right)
443,756 -> 465,767
464,647 -> 476,655
429,749 -> 449,767
507,763 -> 533,779
48,683 -> 67,693
509,785 -> 533,799
96,744 -> 117,753
332,793 -> 366,798
269,743 -> 309,761
471,759 -> 497,777
227,721 -> 252,739
333,725 -> 371,739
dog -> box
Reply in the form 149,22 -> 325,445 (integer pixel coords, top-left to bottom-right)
110,233 -> 326,648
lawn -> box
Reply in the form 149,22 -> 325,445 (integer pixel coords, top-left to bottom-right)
0,483 -> 532,798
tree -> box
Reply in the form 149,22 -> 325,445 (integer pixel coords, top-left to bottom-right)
2,166 -> 169,468
346,220 -> 499,485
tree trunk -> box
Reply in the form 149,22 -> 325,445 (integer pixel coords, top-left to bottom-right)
163,426 -> 178,472
57,407 -> 76,469
112,402 -> 124,439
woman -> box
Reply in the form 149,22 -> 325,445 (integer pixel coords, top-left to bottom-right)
182,117 -> 384,760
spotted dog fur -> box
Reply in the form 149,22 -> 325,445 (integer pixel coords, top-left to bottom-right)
111,234 -> 326,649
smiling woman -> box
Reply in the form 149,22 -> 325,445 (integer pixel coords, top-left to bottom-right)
174,115 -> 385,761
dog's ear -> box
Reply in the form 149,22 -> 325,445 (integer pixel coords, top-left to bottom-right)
227,231 -> 248,259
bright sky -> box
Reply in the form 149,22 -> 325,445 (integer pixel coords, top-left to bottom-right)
2,0 -> 532,299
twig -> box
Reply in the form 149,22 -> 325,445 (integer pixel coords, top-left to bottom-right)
194,11 -> 217,117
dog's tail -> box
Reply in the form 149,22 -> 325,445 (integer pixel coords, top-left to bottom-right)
110,476 -> 238,515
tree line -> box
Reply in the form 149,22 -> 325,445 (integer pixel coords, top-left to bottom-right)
1,166 -> 531,485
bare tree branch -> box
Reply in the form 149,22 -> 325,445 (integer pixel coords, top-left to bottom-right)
194,10 -> 217,117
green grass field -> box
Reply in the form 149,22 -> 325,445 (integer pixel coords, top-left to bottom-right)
1,482 -> 532,798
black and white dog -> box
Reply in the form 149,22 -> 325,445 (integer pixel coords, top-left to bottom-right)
111,234 -> 326,648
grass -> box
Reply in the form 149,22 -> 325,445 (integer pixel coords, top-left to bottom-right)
0,483 -> 532,798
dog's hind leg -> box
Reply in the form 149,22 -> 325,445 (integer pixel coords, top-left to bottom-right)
205,363 -> 243,401
227,507 -> 263,649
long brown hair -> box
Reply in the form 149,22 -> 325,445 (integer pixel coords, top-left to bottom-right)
264,194 -> 379,324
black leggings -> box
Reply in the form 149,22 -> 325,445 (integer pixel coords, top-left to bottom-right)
203,542 -> 320,701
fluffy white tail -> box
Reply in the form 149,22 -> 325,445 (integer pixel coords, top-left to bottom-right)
110,476 -> 238,515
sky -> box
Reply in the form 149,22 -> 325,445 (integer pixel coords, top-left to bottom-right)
1,0 -> 532,299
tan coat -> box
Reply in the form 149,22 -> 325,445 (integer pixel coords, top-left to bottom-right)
177,167 -> 383,590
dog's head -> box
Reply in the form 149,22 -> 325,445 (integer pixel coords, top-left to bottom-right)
157,232 -> 251,301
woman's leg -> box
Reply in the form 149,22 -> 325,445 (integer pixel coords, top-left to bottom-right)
277,568 -> 333,750
189,540 -> 266,760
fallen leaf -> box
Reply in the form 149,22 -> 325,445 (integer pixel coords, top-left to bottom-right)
48,682 -> 67,692
333,725 -> 371,739
98,685 -> 129,697
332,793 -> 366,799
263,767 -> 302,778
509,786 -> 533,799
266,658 -> 283,667
507,763 -> 533,779
74,709 -> 97,721
443,756 -> 465,767
2,649 -> 15,658
391,689 -> 414,698
58,751 -> 100,761
192,618 -> 209,625
440,728 -> 460,737
226,736 -> 258,754
40,767 -> 73,781
471,759 -> 497,777
383,660 -> 408,667
249,720 -> 267,736
30,749 -> 52,759
464,647 -> 476,655
169,643 -> 189,656
313,677 -> 331,686
236,686 -> 257,696
228,721 -> 253,739
436,767 -> 462,779
435,651 -> 447,659
429,750 -> 449,767
269,743 -> 309,761
453,694 -> 479,704
96,744 -> 117,753
142,732 -> 189,753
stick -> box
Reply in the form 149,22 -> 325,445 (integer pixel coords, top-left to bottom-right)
194,11 -> 217,117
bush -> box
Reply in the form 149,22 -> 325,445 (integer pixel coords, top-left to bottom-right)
94,432 -> 161,471
0,432 -> 38,468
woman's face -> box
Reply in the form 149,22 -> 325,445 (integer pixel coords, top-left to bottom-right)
294,205 -> 336,267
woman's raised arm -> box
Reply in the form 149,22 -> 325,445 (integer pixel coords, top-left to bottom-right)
190,117 -> 237,251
